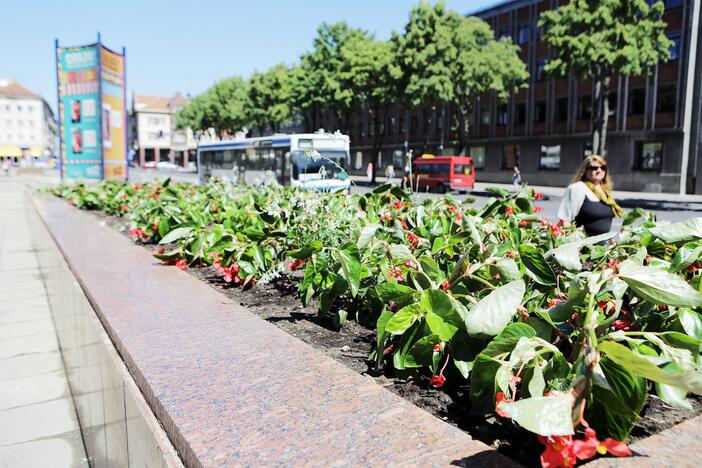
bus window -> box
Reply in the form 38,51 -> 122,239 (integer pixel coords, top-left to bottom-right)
454,164 -> 472,175
436,164 -> 450,175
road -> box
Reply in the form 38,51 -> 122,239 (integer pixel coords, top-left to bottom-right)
130,168 -> 702,225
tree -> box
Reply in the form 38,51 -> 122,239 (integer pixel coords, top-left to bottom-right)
340,34 -> 399,183
539,0 -> 673,156
246,64 -> 292,135
395,1 -> 528,154
175,77 -> 249,137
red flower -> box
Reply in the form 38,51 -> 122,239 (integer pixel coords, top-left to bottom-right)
613,319 -> 632,331
447,205 -> 457,214
548,298 -> 563,308
121,204 -> 128,211
505,207 -> 514,217
393,201 -> 403,210
128,228 -> 147,239
380,213 -> 393,223
433,343 -> 442,353
441,280 -> 450,291
151,224 -> 158,232
573,427 -> 631,460
387,267 -> 405,282
534,206 -> 544,213
539,435 -> 577,468
152,247 -> 165,255
430,374 -> 446,388
534,192 -> 544,200
518,220 -> 529,227
407,232 -> 419,249
222,263 -> 241,283
134,183 -> 142,190
68,199 -> 76,206
383,344 -> 394,356
288,258 -> 306,271
175,259 -> 188,270
495,392 -> 513,418
153,193 -> 160,200
404,260 -> 417,269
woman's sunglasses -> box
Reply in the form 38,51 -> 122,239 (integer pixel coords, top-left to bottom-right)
587,165 -> 607,172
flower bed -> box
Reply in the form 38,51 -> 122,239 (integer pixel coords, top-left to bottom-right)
50,179 -> 702,467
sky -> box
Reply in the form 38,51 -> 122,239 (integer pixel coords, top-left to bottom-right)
0,0 -> 502,113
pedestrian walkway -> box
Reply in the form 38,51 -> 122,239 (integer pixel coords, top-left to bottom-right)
0,178 -> 88,467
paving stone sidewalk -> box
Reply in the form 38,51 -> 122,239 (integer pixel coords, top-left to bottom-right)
0,178 -> 88,467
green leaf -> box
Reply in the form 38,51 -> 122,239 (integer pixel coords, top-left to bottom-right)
546,242 -> 581,271
405,334 -> 440,368
497,394 -> 575,436
671,242 -> 702,272
385,303 -> 423,335
599,341 -> 702,395
679,309 -> 702,340
648,218 -> 702,243
159,226 -> 193,245
419,255 -> 443,283
528,364 -> 545,397
618,260 -> 702,307
289,240 -> 323,259
300,262 -> 316,307
519,245 -> 556,286
157,217 -> 170,237
657,363 -> 694,410
464,280 -> 526,336
421,289 -> 463,341
357,223 -> 380,251
375,283 -> 417,306
336,243 -> 361,296
495,257 -> 521,282
376,311 -> 394,353
389,243 -> 414,261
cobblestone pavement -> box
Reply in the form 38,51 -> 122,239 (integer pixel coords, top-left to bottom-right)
0,178 -> 88,468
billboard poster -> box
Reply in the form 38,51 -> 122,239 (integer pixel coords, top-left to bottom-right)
56,44 -> 102,179
100,46 -> 127,180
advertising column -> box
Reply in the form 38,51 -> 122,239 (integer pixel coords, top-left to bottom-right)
100,46 -> 127,180
56,45 -> 102,179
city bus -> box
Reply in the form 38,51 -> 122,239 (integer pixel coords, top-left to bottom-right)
197,133 -> 351,191
411,154 -> 475,193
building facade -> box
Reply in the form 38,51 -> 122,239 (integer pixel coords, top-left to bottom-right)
344,0 -> 701,193
129,93 -> 196,167
0,78 -> 58,164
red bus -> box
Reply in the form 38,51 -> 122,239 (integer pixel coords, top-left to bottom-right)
411,155 -> 475,193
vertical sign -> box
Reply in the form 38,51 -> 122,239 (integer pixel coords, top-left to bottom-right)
56,45 -> 102,179
100,46 -> 127,180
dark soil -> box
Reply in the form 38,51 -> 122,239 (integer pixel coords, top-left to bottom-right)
92,208 -> 702,466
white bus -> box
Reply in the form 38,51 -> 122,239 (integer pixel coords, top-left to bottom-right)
197,133 -> 351,191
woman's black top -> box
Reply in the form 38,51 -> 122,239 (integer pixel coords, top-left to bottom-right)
575,198 -> 614,236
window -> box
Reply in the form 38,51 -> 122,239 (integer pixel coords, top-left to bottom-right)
578,96 -> 592,119
535,60 -> 547,81
469,146 -> 485,169
556,97 -> 569,121
667,33 -> 682,60
16,105 -> 22,112
4,105 -> 10,112
27,105 -> 33,113
498,104 -> 508,125
515,103 -> 527,124
502,144 -> 520,169
499,27 -> 512,39
5,119 -> 11,127
539,145 -> 561,170
28,120 -> 34,127
481,107 -> 491,126
628,88 -> 646,115
388,117 -> 396,134
454,164 -> 473,175
607,92 -> 618,116
410,115 -> 418,133
29,135 -> 35,142
636,141 -> 663,171
518,24 -> 530,44
17,120 -> 23,127
657,85 -> 677,113
399,116 -> 406,134
533,101 -> 546,123
18,135 -> 23,142
665,0 -> 684,9
416,163 -> 450,175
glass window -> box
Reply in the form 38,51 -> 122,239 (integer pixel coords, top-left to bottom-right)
5,119 -> 11,127
388,117 -> 396,134
16,105 -> 22,112
470,146 -> 485,169
410,115 -> 418,133
502,144 -> 520,169
28,120 -> 34,127
515,103 -> 527,124
628,88 -> 646,115
534,101 -> 547,123
4,105 -> 10,112
539,145 -> 561,170
454,164 -> 473,175
499,27 -> 512,39
498,104 -> 508,125
27,105 -> 33,112
657,85 -> 677,113
399,116 -> 406,134
667,33 -> 682,60
481,107 -> 491,125
577,96 -> 592,119
636,141 -> 663,171
535,60 -> 547,81
556,97 -> 569,121
17,120 -> 24,127
665,0 -> 684,9
518,24 -> 530,44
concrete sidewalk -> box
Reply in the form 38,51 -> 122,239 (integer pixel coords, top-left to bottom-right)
0,178 -> 88,467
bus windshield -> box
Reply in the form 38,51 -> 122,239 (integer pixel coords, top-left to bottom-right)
292,150 -> 348,178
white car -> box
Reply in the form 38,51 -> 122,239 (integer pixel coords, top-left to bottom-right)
157,162 -> 179,171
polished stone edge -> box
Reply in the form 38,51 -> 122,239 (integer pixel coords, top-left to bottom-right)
29,193 -> 184,468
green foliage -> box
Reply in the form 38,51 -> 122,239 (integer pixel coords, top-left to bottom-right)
175,77 -> 249,135
246,64 -> 292,134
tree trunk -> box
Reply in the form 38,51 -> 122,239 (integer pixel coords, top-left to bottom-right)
370,103 -> 385,185
439,103 -> 446,153
600,76 -> 610,156
591,70 -> 603,156
458,100 -> 471,155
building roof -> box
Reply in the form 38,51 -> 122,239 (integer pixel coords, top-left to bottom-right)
0,78 -> 41,100
468,0 -> 539,18
133,92 -> 190,113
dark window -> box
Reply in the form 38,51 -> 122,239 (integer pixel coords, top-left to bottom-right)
665,0 -> 684,9
535,60 -> 547,81
369,122 -> 374,137
410,115 -> 418,133
657,85 -> 677,113
498,104 -> 508,125
628,88 -> 646,115
417,163 -> 450,175
535,25 -> 544,42
469,146 -> 485,169
635,141 -> 663,171
607,92 -> 618,117
399,116 -> 406,134
518,24 -> 530,44
556,97 -> 569,121
499,27 -> 512,39
388,117 -> 396,134
539,145 -> 561,170
435,113 -> 443,133
534,101 -> 547,123
481,107 -> 491,125
454,164 -> 473,175
502,144 -> 520,169
578,96 -> 592,120
515,103 -> 527,124
667,33 -> 682,60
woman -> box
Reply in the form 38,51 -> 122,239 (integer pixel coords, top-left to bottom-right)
557,155 -> 626,236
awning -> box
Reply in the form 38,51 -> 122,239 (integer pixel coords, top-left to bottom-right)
0,146 -> 44,157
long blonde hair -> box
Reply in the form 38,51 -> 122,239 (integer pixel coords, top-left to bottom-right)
572,155 -> 612,192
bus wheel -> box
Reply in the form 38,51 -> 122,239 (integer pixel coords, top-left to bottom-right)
436,183 -> 447,194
